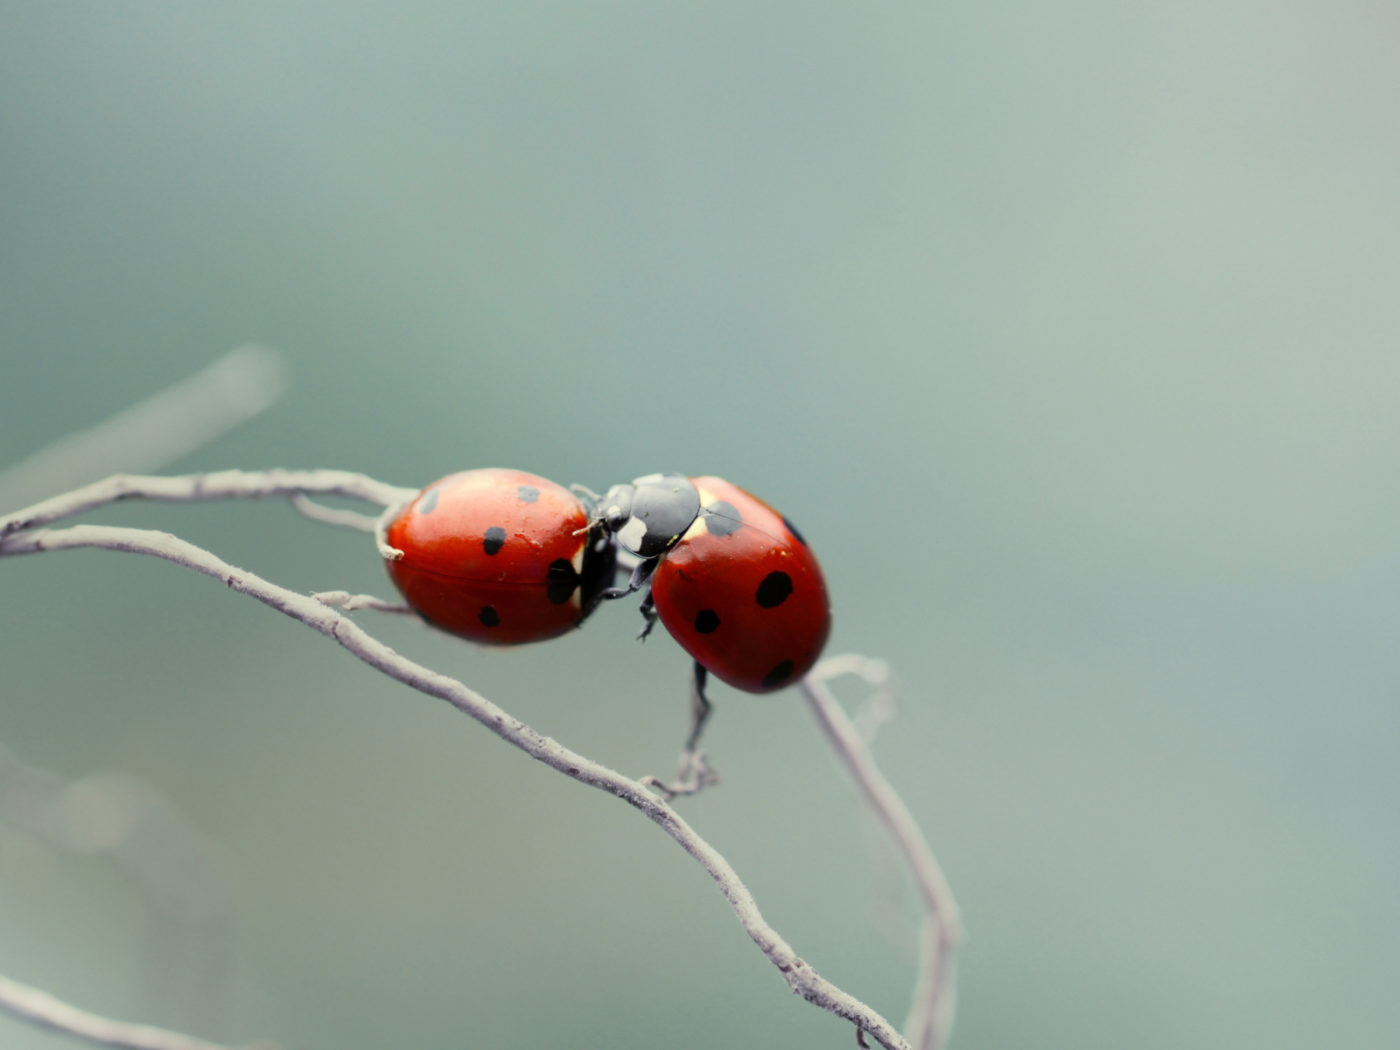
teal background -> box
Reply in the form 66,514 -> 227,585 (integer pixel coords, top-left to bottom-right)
2,3 -> 1399,1048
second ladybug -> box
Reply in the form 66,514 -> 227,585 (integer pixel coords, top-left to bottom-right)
591,473 -> 831,780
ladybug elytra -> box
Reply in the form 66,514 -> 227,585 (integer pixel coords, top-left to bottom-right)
384,468 -> 614,645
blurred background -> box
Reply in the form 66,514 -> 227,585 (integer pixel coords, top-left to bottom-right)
1,3 -> 1397,1048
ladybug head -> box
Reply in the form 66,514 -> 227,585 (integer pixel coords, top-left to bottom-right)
592,473 -> 701,560
595,483 -> 634,534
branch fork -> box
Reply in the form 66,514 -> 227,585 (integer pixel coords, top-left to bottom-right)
0,473 -> 959,1050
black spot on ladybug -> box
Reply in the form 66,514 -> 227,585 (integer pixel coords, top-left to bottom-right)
478,606 -> 500,627
755,571 -> 793,608
483,527 -> 507,555
418,488 -> 440,515
762,659 -> 795,689
694,609 -> 721,634
702,501 -> 742,537
517,485 -> 539,503
782,516 -> 806,546
546,557 -> 580,604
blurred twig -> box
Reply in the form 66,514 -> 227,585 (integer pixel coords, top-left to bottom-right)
800,659 -> 962,1050
288,493 -> 380,532
0,749 -> 237,1034
0,352 -> 294,1050
0,972 -> 274,1050
0,346 -> 287,513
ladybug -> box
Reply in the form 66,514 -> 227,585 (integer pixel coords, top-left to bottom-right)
593,472 -> 831,704
384,468 -> 615,645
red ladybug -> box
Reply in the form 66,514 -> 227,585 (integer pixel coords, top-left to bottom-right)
385,468 -> 614,645
593,473 -> 831,696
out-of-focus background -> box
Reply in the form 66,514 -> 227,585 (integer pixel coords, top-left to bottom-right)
2,4 -> 1397,1048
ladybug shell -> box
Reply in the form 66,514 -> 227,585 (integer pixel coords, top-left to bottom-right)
385,468 -> 595,645
650,476 -> 831,693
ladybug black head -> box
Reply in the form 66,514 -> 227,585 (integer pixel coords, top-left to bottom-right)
593,473 -> 701,560
596,483 -> 634,533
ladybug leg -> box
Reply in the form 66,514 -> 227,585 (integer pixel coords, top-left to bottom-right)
600,555 -> 657,601
641,662 -> 720,799
683,662 -> 712,753
636,589 -> 659,641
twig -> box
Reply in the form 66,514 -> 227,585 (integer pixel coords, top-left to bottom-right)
0,346 -> 287,514
289,493 -> 381,532
312,590 -> 414,614
0,519 -> 913,1050
0,971 -> 272,1050
800,661 -> 963,1050
0,470 -> 417,538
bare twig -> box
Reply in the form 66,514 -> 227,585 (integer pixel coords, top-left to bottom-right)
312,590 -> 414,614
0,971 -> 272,1050
0,470 -> 417,538
289,493 -> 381,532
0,346 -> 287,513
800,660 -> 963,1050
373,500 -> 409,561
0,518 -> 913,1050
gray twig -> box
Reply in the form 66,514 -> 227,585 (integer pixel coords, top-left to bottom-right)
0,971 -> 274,1050
312,590 -> 414,614
288,493 -> 382,532
800,660 -> 963,1050
0,346 -> 287,514
1,512 -> 914,1050
0,470 -> 416,538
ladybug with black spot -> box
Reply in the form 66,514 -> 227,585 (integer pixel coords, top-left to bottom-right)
591,473 -> 831,763
384,468 -> 614,645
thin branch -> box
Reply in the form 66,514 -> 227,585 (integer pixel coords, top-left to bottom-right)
289,493 -> 381,532
800,661 -> 963,1050
0,470 -> 418,539
0,522 -> 912,1050
0,971 -> 272,1050
312,590 -> 414,614
0,346 -> 287,514
373,499 -> 408,561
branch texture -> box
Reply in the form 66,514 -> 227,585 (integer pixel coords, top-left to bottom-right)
1,518 -> 912,1050
0,470 -> 416,537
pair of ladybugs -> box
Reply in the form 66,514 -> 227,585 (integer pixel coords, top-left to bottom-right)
383,468 -> 831,784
